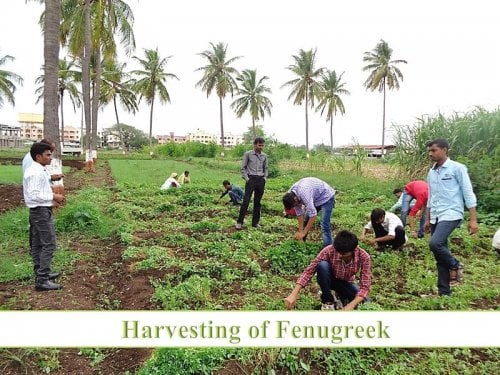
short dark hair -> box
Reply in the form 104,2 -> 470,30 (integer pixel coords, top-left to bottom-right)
370,208 -> 386,223
30,142 -> 52,160
222,180 -> 230,186
393,188 -> 403,194
253,137 -> 265,145
184,170 -> 189,175
333,230 -> 358,253
426,138 -> 449,149
282,192 -> 296,209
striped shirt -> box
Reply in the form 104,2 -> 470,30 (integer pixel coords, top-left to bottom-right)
23,162 -> 54,208
427,158 -> 477,223
289,177 -> 336,218
297,245 -> 372,299
241,150 -> 268,181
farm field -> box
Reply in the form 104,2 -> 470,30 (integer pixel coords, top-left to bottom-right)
0,157 -> 498,374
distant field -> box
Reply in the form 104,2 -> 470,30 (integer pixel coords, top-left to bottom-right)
0,164 -> 71,184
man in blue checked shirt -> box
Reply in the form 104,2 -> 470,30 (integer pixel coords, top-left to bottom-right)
424,139 -> 478,296
282,177 -> 336,246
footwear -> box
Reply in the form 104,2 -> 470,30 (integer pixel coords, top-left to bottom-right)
235,223 -> 242,230
49,272 -> 61,280
332,294 -> 344,310
252,224 -> 261,228
450,264 -> 464,286
35,280 -> 63,291
321,303 -> 336,310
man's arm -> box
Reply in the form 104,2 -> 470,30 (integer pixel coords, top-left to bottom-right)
295,215 -> 316,241
240,153 -> 249,181
284,284 -> 302,310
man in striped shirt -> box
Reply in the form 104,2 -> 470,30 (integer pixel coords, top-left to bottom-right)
284,230 -> 372,311
282,177 -> 336,246
23,142 -> 65,291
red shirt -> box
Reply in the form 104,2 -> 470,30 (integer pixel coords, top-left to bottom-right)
297,245 -> 372,299
405,180 -> 429,217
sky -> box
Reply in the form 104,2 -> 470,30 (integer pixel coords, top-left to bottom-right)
1,0 -> 499,147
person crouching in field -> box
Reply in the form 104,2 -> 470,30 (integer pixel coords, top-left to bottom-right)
23,142 -> 65,291
161,172 -> 181,190
218,180 -> 244,205
284,230 -> 371,311
360,208 -> 406,250
178,170 -> 190,185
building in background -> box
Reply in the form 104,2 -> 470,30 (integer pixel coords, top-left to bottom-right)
187,128 -> 243,147
157,132 -> 187,145
0,123 -> 23,148
17,113 -> 81,144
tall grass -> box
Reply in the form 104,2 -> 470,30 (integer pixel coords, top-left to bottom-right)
392,107 -> 500,215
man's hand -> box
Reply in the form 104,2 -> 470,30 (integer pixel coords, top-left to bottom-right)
53,193 -> 64,204
468,220 -> 479,235
294,231 -> 306,241
284,295 -> 297,310
51,174 -> 63,181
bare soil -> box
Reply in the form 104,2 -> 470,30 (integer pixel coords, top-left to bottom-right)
0,159 -> 153,374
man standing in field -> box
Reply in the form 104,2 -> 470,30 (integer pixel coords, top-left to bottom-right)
236,137 -> 268,229
282,177 -> 336,246
23,142 -> 65,291
425,138 -> 478,296
284,230 -> 371,311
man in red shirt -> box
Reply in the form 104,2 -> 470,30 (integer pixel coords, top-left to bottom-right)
401,180 -> 429,238
284,230 -> 372,311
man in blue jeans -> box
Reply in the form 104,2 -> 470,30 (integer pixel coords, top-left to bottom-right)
282,177 -> 336,246
424,139 -> 478,296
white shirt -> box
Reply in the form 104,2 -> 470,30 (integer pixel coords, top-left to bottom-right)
364,212 -> 403,237
23,162 -> 54,208
22,152 -> 33,176
160,177 -> 180,190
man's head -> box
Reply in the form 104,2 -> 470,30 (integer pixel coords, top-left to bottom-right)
282,191 -> 298,210
370,208 -> 386,224
30,142 -> 53,166
222,180 -> 231,189
333,230 -> 358,260
170,172 -> 178,179
184,170 -> 189,176
393,188 -> 403,199
426,138 -> 449,163
253,137 -> 265,153
40,138 -> 56,151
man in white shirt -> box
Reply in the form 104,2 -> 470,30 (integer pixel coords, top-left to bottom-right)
360,208 -> 406,250
23,142 -> 65,291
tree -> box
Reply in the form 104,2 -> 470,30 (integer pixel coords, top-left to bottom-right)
131,48 -> 178,151
0,52 -> 23,108
315,70 -> 350,153
282,48 -> 323,156
42,0 -> 61,157
35,57 -> 82,146
100,59 -> 138,125
363,39 -> 407,156
196,42 -> 241,151
107,123 -> 148,150
231,69 -> 272,138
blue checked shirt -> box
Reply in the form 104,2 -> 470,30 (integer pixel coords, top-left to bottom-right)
426,158 -> 477,224
289,177 -> 336,218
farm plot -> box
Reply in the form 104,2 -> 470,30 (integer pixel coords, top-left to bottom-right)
0,158 -> 498,374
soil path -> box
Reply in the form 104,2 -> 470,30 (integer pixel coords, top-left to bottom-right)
0,159 -> 153,374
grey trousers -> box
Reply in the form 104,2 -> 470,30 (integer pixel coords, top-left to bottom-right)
29,206 -> 56,283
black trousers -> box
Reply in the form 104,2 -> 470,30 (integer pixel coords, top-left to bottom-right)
237,176 -> 266,226
373,223 -> 406,250
29,206 -> 56,283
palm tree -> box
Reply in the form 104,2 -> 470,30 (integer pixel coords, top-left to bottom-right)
231,69 -> 272,138
196,42 -> 241,151
131,48 -> 178,151
100,59 -> 138,125
42,0 -> 61,156
0,52 -> 23,108
60,0 -> 135,163
363,39 -> 407,156
315,70 -> 350,153
35,57 -> 82,147
282,48 -> 323,156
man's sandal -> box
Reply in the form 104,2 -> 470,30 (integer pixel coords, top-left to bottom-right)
450,264 -> 464,286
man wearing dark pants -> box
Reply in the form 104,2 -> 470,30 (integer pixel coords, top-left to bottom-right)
360,208 -> 406,250
23,142 -> 65,291
236,137 -> 268,229
425,139 -> 478,296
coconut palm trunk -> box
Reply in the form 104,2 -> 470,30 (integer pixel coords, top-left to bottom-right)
43,0 -> 61,157
149,94 -> 155,150
82,0 -> 93,171
305,90 -> 309,156
91,48 -> 102,161
381,80 -> 386,157
330,117 -> 334,154
59,88 -> 65,147
219,96 -> 225,149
